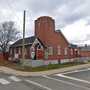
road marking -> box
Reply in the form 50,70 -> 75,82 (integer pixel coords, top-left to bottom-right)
87,68 -> 90,70
56,74 -> 90,84
25,79 -> 52,90
42,75 -> 90,90
9,76 -> 21,82
62,68 -> 90,74
0,78 -> 10,85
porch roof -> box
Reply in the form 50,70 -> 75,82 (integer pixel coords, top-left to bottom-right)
10,36 -> 36,47
10,36 -> 45,48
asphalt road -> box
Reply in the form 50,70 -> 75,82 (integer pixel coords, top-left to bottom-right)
0,68 -> 90,90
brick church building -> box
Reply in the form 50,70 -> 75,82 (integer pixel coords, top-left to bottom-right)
9,16 -> 80,61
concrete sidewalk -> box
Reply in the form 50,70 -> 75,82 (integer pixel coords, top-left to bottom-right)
0,64 -> 90,76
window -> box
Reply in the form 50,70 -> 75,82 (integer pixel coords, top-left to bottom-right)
14,48 -> 16,54
18,48 -> 21,55
71,48 -> 73,55
48,47 -> 53,55
30,47 -> 35,52
64,47 -> 68,55
37,43 -> 41,50
25,48 -> 27,55
37,45 -> 41,50
78,50 -> 80,55
57,46 -> 61,55
10,49 -> 12,55
44,49 -> 48,59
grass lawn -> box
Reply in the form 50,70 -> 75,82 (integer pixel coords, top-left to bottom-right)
0,60 -> 86,72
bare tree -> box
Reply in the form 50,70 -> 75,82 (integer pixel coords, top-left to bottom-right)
0,21 -> 20,53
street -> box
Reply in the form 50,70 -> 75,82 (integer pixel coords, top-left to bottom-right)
0,68 -> 90,90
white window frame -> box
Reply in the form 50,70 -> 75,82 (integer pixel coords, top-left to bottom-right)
18,47 -> 21,55
10,49 -> 12,55
37,44 -> 42,50
78,50 -> 80,55
57,46 -> 61,55
64,47 -> 68,55
48,47 -> 53,55
33,39 -> 43,50
71,48 -> 73,55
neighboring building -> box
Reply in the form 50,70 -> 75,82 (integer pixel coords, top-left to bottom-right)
68,44 -> 80,58
9,16 -> 80,60
79,45 -> 90,57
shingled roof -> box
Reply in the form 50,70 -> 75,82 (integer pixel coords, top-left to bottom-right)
10,36 -> 36,47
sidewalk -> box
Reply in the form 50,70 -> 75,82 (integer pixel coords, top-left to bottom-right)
0,63 -> 90,76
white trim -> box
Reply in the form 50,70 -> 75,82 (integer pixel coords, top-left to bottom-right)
48,46 -> 53,55
31,38 -> 43,50
71,48 -> 73,55
64,47 -> 68,55
57,46 -> 61,55
30,46 -> 35,52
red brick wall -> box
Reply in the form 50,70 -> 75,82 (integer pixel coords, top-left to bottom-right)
35,16 -> 71,59
0,53 -> 8,60
0,53 -> 4,60
80,51 -> 90,57
35,16 -> 69,46
35,16 -> 55,45
3,53 -> 9,60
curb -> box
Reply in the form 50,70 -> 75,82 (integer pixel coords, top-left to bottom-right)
0,64 -> 90,76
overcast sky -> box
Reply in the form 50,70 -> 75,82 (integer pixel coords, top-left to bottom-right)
0,0 -> 90,45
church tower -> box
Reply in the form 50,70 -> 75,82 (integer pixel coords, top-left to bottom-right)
35,16 -> 55,46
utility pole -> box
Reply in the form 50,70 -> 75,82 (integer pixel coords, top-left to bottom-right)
22,10 -> 26,62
